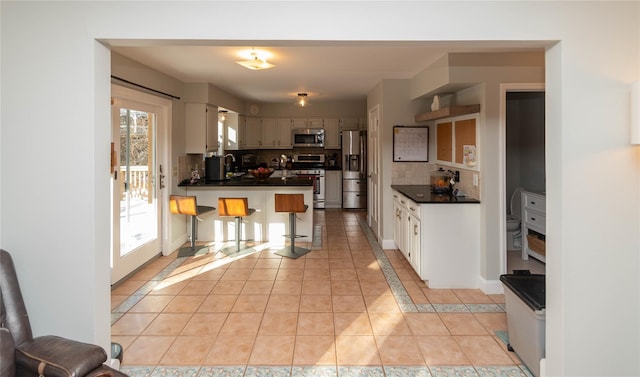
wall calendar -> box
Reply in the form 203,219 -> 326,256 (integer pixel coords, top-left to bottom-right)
393,125 -> 429,162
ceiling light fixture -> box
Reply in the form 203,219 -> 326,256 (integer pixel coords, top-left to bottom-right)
218,110 -> 227,121
296,93 -> 309,107
236,50 -> 275,71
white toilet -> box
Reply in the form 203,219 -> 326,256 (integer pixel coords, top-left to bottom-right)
506,186 -> 524,250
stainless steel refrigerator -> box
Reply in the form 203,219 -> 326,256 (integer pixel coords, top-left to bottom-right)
342,130 -> 367,209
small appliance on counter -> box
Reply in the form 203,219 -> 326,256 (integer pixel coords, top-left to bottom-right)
205,155 -> 226,181
240,153 -> 258,170
430,168 -> 460,194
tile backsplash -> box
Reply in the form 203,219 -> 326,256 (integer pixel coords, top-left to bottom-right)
392,162 -> 480,200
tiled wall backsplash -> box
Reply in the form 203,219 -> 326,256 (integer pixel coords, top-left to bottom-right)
179,153 -> 480,200
392,162 -> 480,200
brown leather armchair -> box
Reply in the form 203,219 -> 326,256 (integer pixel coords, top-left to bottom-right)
0,249 -> 127,377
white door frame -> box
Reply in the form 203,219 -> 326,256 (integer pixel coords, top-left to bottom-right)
367,105 -> 381,240
499,83 -> 545,274
111,84 -> 171,283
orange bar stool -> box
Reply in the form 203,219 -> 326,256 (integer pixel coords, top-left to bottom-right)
169,195 -> 215,257
218,197 -> 256,254
274,193 -> 311,259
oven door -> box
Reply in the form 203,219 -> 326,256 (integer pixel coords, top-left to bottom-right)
296,174 -> 319,195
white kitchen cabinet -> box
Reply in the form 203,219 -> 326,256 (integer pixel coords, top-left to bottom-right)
521,191 -> 546,263
292,118 -> 323,129
408,212 -> 421,274
325,170 -> 342,208
236,115 -> 246,149
185,103 -> 219,154
392,189 -> 480,288
392,193 -> 406,255
291,118 -> 307,129
340,117 -> 359,131
244,117 -> 263,149
323,118 -> 341,149
358,117 -> 368,130
276,118 -> 292,148
308,118 -> 323,128
262,118 -> 292,149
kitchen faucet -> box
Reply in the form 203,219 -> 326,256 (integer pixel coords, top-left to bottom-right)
224,153 -> 236,172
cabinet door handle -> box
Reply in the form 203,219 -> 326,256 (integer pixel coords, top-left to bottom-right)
531,217 -> 536,221
400,200 -> 406,204
409,207 -> 415,211
530,201 -> 536,205
414,224 -> 418,235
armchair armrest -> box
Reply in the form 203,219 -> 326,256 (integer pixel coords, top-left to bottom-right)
15,335 -> 107,377
0,328 -> 15,377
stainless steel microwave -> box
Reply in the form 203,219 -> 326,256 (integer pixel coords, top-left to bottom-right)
292,128 -> 324,148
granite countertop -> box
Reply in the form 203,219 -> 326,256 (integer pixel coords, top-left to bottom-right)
179,176 -> 314,187
392,185 -> 480,204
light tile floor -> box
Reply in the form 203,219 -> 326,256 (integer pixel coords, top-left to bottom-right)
111,210 -> 533,377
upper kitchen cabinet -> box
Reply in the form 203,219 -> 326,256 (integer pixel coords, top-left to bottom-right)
358,117 -> 368,131
323,118 -> 341,149
263,118 -> 292,149
340,118 -> 359,131
435,113 -> 479,170
292,118 -> 323,129
308,118 -> 323,128
185,103 -> 219,154
244,117 -> 263,149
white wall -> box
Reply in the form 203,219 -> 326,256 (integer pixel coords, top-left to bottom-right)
1,2 -> 638,375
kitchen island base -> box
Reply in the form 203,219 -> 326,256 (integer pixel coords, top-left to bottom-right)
181,184 -> 313,246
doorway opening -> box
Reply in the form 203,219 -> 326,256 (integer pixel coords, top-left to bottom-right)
501,84 -> 546,275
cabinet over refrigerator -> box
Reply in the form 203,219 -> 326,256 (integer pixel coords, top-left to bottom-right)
342,130 -> 367,209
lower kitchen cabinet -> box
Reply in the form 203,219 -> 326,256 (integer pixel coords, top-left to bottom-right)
392,189 -> 480,288
325,170 -> 342,208
393,193 -> 406,255
407,211 -> 421,274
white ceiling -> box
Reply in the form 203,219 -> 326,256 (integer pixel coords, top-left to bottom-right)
110,41 -> 544,104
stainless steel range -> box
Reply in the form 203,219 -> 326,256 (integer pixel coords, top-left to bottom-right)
291,154 -> 325,209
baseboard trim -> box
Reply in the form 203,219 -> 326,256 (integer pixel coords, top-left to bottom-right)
480,277 -> 504,294
380,239 -> 396,250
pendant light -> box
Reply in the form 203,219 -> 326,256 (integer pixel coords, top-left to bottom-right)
296,93 -> 309,107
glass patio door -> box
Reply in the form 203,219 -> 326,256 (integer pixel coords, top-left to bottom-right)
111,85 -> 168,283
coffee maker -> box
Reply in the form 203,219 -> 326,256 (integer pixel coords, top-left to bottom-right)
205,156 -> 225,181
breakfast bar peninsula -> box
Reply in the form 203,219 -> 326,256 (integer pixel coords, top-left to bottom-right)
177,175 -> 314,245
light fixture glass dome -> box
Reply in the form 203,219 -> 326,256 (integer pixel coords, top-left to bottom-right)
296,93 -> 308,107
236,52 -> 274,70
